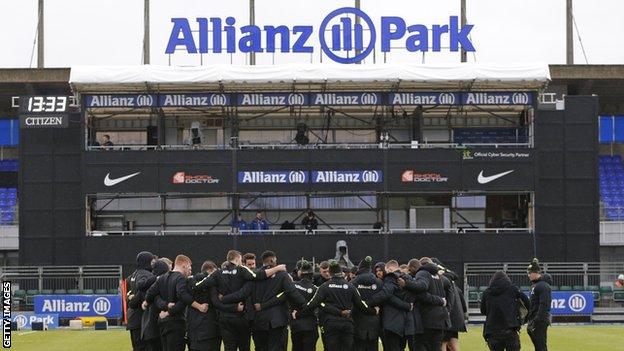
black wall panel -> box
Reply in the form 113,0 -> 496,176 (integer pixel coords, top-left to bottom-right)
82,233 -> 535,276
18,96 -> 600,270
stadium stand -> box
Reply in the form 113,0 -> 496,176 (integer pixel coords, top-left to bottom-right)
599,155 -> 624,219
0,187 -> 17,224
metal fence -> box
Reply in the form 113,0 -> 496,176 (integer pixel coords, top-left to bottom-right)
464,262 -> 624,290
0,265 -> 122,292
87,227 -> 532,236
85,142 -> 532,152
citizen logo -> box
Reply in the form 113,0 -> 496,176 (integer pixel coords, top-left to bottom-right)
24,116 -> 63,126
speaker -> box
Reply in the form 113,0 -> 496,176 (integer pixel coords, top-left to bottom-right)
147,126 -> 158,146
94,321 -> 108,330
32,321 -> 45,330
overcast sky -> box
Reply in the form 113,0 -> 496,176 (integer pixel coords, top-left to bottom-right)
0,0 -> 622,67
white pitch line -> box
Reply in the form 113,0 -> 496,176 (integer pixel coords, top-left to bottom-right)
17,331 -> 37,336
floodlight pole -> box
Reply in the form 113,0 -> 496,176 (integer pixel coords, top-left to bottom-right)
566,0 -> 573,64
143,0 -> 150,64
37,0 -> 44,68
250,0 -> 256,65
355,0 -> 361,63
460,0 -> 467,62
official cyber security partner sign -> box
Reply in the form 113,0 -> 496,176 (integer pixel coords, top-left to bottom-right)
166,7 -> 475,64
525,291 -> 594,315
34,295 -> 122,318
12,312 -> 59,330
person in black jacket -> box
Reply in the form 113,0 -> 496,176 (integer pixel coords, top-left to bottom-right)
219,250 -> 306,351
401,257 -> 452,351
432,259 -> 467,351
526,258 -> 552,351
301,211 -> 319,233
300,260 -> 378,351
480,270 -> 531,351
349,256 -> 383,351
126,251 -> 155,351
144,255 -> 206,351
197,250 -> 286,351
373,262 -> 385,280
367,260 -> 414,351
289,260 -> 319,351
140,259 -> 171,351
187,260 -> 233,351
314,261 -> 332,285
395,259 -> 448,351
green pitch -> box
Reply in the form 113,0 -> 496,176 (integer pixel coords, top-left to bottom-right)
8,325 -> 624,351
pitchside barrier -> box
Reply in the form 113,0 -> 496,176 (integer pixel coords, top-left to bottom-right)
463,262 -> 624,309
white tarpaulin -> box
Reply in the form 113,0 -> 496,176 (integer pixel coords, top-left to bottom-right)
70,63 -> 550,92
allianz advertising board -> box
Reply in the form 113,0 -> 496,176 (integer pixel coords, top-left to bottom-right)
525,291 -> 594,315
12,312 -> 59,330
34,295 -> 122,318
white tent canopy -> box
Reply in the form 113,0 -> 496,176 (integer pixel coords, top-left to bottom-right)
70,63 -> 550,93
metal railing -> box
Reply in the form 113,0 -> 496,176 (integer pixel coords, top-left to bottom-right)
86,142 -> 532,152
464,262 -> 624,294
87,144 -> 233,151
389,227 -> 532,234
87,227 -> 532,236
0,265 -> 123,292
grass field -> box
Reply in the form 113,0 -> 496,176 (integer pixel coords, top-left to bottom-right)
8,325 -> 624,351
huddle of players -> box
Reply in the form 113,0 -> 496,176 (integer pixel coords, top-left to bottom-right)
125,249 -> 467,351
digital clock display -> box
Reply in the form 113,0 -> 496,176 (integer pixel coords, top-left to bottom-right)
19,96 -> 68,113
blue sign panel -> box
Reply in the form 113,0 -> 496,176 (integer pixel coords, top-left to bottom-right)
526,291 -> 594,315
238,171 -> 308,184
84,94 -> 157,108
159,93 -> 230,107
462,92 -> 533,105
237,93 -> 308,106
34,295 -> 122,318
12,312 -> 59,329
310,93 -> 381,106
311,170 -> 383,183
389,92 -> 460,106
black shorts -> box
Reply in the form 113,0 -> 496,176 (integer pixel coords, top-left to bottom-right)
442,330 -> 459,341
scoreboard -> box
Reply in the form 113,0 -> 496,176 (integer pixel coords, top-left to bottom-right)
18,96 -> 70,128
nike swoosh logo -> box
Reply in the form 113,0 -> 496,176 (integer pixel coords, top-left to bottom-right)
104,172 -> 141,186
477,170 -> 514,184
